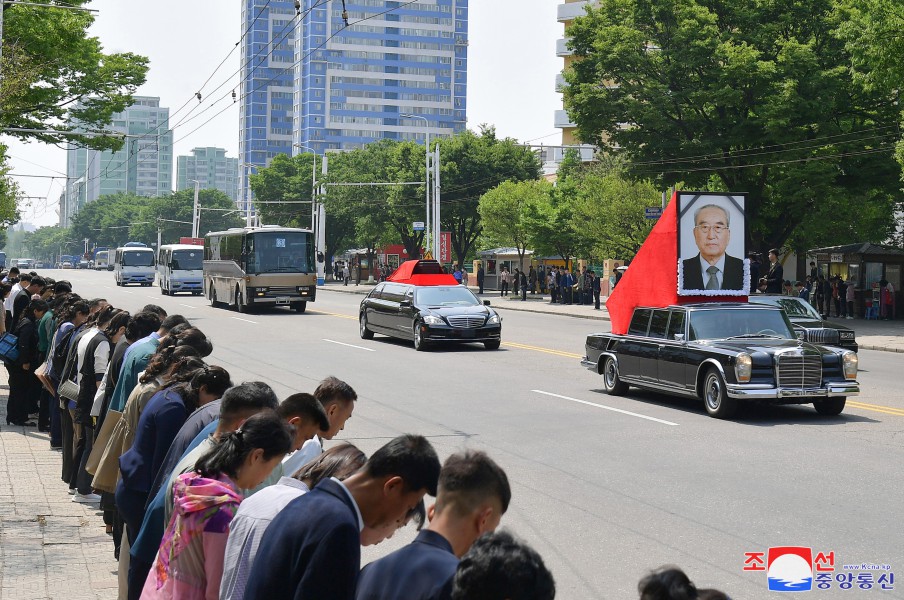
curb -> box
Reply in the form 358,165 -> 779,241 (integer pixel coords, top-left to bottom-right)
859,344 -> 904,353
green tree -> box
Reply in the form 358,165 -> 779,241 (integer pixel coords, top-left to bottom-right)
0,145 -> 20,234
249,153 -> 317,228
439,127 -> 542,266
479,180 -> 551,269
21,225 -> 70,261
69,193 -> 151,248
131,189 -> 243,245
0,1 -> 149,150
563,0 -> 901,253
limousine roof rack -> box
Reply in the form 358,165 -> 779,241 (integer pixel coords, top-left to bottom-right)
386,259 -> 458,286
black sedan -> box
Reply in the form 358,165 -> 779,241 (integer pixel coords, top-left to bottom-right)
747,295 -> 857,352
360,283 -> 502,351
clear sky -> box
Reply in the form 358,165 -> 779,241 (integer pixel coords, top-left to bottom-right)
3,0 -> 565,228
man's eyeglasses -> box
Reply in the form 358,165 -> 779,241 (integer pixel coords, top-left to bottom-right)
695,224 -> 728,235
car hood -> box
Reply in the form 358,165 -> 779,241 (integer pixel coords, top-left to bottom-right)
702,338 -> 836,355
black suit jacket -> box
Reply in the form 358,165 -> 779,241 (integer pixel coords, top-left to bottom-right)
355,529 -> 458,600
681,253 -> 745,291
244,478 -> 361,600
765,262 -> 784,294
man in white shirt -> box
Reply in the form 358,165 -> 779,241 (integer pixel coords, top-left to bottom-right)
283,376 -> 357,475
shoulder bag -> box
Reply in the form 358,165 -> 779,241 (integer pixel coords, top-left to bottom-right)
0,331 -> 20,364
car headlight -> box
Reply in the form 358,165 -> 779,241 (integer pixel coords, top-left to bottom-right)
734,353 -> 753,383
842,351 -> 858,380
423,315 -> 443,325
839,331 -> 855,340
487,314 -> 501,325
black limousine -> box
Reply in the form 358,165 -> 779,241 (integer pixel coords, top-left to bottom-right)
582,303 -> 859,419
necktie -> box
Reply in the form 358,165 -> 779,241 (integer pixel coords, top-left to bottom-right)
706,265 -> 720,290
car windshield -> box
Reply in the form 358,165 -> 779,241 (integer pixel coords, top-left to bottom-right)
122,251 -> 154,267
689,308 -> 795,340
752,296 -> 822,320
171,249 -> 203,271
416,286 -> 480,307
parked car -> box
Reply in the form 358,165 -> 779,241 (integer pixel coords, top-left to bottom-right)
78,259 -> 90,269
35,261 -> 46,268
61,261 -> 73,269
581,303 -> 859,419
747,295 -> 857,352
359,260 -> 502,351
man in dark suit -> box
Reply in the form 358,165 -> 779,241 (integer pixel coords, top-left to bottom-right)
681,204 -> 745,291
764,248 -> 784,294
355,450 -> 511,600
244,434 -> 441,600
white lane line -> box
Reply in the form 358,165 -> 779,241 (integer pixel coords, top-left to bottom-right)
178,304 -> 198,309
231,316 -> 258,324
531,390 -> 679,426
323,339 -> 376,352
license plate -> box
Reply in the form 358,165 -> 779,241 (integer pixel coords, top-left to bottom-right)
461,329 -> 475,338
275,297 -> 290,305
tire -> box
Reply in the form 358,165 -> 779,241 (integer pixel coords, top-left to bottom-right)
359,313 -> 374,339
209,287 -> 219,307
702,367 -> 739,419
413,321 -> 428,351
235,288 -> 247,313
484,340 -> 500,350
601,356 -> 629,395
814,397 -> 846,416
294,301 -> 307,313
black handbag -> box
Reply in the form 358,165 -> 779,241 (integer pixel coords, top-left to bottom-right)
0,331 -> 20,364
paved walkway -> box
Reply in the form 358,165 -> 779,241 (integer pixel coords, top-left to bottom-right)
0,376 -> 117,600
321,280 -> 904,353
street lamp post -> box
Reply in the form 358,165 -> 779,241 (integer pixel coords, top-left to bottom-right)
240,163 -> 257,227
190,180 -> 201,239
400,113 -> 430,258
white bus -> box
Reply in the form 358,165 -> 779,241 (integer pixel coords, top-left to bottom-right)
113,245 -> 156,286
204,226 -> 316,313
94,250 -> 110,271
157,244 -> 204,296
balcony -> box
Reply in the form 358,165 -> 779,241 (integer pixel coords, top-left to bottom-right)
555,73 -> 567,92
554,109 -> 576,129
556,38 -> 573,57
557,1 -> 589,23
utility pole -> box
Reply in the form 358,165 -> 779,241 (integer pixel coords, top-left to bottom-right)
317,155 -> 327,286
190,180 -> 201,238
400,114 -> 431,257
433,143 -> 441,261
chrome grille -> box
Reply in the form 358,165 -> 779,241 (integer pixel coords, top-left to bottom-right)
267,286 -> 298,295
802,327 -> 840,345
446,315 -> 485,328
776,350 -> 822,389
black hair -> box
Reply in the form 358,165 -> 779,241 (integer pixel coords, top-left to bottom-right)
169,364 -> 232,412
58,299 -> 89,324
140,304 -> 168,318
8,267 -> 19,275
0,283 -> 11,299
194,410 -> 292,479
160,314 -> 190,332
53,281 -> 72,295
141,344 -> 204,384
18,273 -> 32,283
314,375 -> 357,406
364,434 -> 441,497
125,311 -> 162,343
408,499 -> 427,531
30,276 -> 46,289
278,393 -> 330,432
88,304 -> 119,328
452,530 -> 555,600
88,298 -> 107,310
156,348 -> 204,384
142,327 -> 213,382
768,248 -> 780,257
219,381 -> 280,422
638,567 -> 697,600
24,299 -> 50,320
436,450 -> 511,516
293,443 -> 366,486
103,310 -> 131,340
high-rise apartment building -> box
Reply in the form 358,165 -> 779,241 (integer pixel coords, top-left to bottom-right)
176,147 -> 239,202
293,0 -> 467,152
62,96 -> 173,226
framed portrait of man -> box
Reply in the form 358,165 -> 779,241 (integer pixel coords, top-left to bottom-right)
677,192 -> 749,296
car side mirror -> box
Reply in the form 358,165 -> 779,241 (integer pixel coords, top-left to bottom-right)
399,299 -> 412,308
674,333 -> 685,342
483,300 -> 491,306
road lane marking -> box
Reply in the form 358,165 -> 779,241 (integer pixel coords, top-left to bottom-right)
504,341 -> 583,359
308,310 -> 358,321
323,339 -> 375,352
231,317 -> 258,324
178,304 -> 198,309
847,400 -> 904,417
531,390 -> 680,426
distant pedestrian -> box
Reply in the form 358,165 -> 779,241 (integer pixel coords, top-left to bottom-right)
499,268 -> 510,297
355,261 -> 361,286
613,265 -> 623,289
845,278 -> 855,319
461,267 -> 469,288
512,269 -> 520,296
748,253 -> 761,294
528,266 -> 537,294
763,249 -> 783,294
796,281 -> 809,303
837,277 -> 848,318
591,271 -> 601,310
477,264 -> 485,294
520,270 -> 528,301
342,263 -> 350,286
453,264 -> 463,285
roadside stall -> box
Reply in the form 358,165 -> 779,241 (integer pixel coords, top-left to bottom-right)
476,248 -> 534,291
809,243 -> 904,319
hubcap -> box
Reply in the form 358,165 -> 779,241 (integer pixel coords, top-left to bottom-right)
706,375 -> 721,409
360,316 -> 366,335
415,325 -> 422,346
605,361 -> 617,388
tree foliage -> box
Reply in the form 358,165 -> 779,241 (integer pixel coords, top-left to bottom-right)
478,180 -> 552,268
19,225 -> 72,260
249,153 -> 317,228
562,0 -> 902,253
0,1 -> 149,151
0,145 -> 20,232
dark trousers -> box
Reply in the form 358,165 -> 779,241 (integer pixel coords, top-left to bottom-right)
71,423 -> 94,494
49,394 -> 62,447
6,366 -> 33,424
115,484 -> 147,546
60,405 -> 76,485
521,286 -> 527,301
128,557 -> 153,600
38,387 -> 52,430
594,290 -> 601,310
478,281 -> 484,294
500,282 -> 509,296
551,287 -> 558,303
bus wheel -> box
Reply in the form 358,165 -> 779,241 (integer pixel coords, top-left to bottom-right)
209,287 -> 218,307
235,288 -> 248,313
293,301 -> 307,313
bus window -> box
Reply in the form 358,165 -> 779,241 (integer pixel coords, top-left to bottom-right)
123,251 -> 154,267
171,249 -> 202,271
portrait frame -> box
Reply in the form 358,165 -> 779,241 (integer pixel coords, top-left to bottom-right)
677,192 -> 750,296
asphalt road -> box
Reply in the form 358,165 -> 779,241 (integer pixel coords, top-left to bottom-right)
55,269 -> 904,598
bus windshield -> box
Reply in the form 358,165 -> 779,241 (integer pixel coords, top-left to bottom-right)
246,231 -> 313,274
122,250 -> 154,267
171,249 -> 203,271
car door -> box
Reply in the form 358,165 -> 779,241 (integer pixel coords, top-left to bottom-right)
639,309 -> 670,383
375,283 -> 405,333
396,285 -> 419,336
363,283 -> 385,330
616,309 -> 652,379
657,309 -> 688,389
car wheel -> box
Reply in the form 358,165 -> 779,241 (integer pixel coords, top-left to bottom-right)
813,397 -> 846,416
484,340 -> 501,350
702,367 -> 738,419
360,313 -> 374,339
601,356 -> 629,395
413,321 -> 428,351
293,301 -> 307,313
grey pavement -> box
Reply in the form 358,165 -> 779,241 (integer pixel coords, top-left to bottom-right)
320,280 -> 904,353
0,375 -> 116,600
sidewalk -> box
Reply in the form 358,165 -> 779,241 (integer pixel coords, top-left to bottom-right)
318,280 -> 904,353
0,373 -> 117,600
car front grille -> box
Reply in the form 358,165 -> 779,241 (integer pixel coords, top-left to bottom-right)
267,286 -> 298,295
447,315 -> 485,328
776,350 -> 822,389
802,327 -> 840,345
